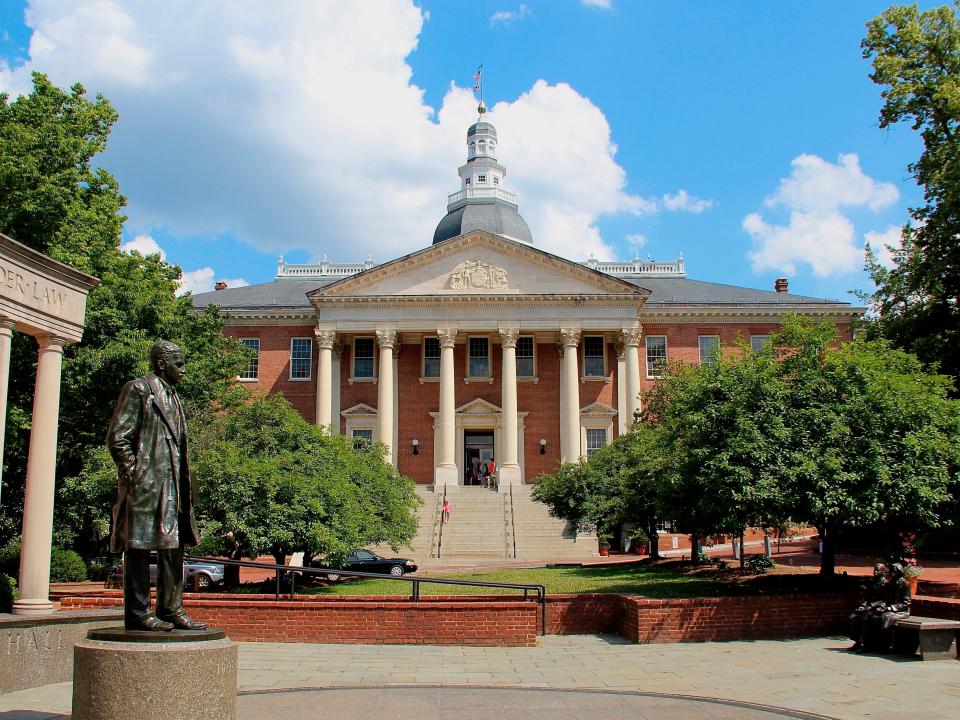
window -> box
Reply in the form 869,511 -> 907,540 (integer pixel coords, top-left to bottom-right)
468,336 -> 489,377
464,178 -> 471,186
583,336 -> 605,377
477,174 -> 486,183
493,176 -> 499,185
351,428 -> 373,448
586,428 -> 607,456
353,338 -> 374,378
516,336 -> 534,377
645,336 -> 667,378
239,338 -> 259,380
290,338 -> 312,380
750,335 -> 771,353
698,335 -> 720,365
423,337 -> 440,378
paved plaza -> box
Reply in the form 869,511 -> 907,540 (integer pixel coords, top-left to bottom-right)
2,634 -> 958,719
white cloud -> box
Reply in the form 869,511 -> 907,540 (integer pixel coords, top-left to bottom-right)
491,4 -> 532,27
2,1 -> 657,265
865,225 -> 903,269
744,154 -> 899,277
626,233 -> 646,248
120,234 -> 246,295
177,267 -> 215,296
662,189 -> 713,214
120,233 -> 166,259
581,0 -> 613,8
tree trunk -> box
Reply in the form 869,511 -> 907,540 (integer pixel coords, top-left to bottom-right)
647,518 -> 660,559
224,548 -> 242,589
819,522 -> 836,576
691,534 -> 701,564
739,529 -> 746,572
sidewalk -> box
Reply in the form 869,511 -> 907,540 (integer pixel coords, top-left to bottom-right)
2,634 -> 957,719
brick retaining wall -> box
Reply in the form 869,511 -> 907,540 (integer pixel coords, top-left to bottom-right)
61,590 -> 858,646
913,595 -> 960,622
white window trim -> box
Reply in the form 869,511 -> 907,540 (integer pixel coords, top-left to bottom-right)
698,335 -> 721,365
645,335 -> 668,379
420,335 -> 441,383
349,336 -> 377,384
465,334 -> 492,382
238,337 -> 260,382
516,335 -> 538,382
581,334 -> 607,381
289,337 -> 313,382
345,418 -> 377,443
580,416 -> 613,457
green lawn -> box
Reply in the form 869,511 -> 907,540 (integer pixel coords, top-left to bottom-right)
295,564 -> 736,598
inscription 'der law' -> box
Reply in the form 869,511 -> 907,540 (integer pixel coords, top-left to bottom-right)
0,264 -> 69,312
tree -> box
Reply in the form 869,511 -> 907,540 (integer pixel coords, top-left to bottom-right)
776,317 -> 960,574
642,337 -> 792,566
530,461 -> 600,540
191,393 -> 420,584
861,3 -> 960,386
0,73 -> 249,559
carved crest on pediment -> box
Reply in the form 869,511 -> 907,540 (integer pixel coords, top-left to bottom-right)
447,259 -> 508,291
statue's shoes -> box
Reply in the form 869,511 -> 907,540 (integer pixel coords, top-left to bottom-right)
126,615 -> 174,632
159,612 -> 208,630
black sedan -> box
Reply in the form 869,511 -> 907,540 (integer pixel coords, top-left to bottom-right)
319,549 -> 417,581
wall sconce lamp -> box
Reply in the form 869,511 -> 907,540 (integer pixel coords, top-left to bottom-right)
539,438 -> 547,455
412,438 -> 420,455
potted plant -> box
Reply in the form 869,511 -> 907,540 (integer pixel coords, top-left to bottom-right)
629,528 -> 649,555
598,535 -> 611,557
903,562 -> 924,595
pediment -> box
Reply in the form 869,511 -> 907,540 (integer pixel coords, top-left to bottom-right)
456,398 -> 501,415
341,403 -> 377,417
308,232 -> 647,300
580,401 -> 617,417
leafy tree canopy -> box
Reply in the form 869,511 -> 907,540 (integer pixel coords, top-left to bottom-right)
191,393 -> 421,570
861,2 -> 960,385
0,73 -> 249,558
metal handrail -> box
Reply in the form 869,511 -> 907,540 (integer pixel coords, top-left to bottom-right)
191,555 -> 547,634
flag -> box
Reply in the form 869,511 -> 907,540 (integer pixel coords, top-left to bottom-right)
473,65 -> 482,93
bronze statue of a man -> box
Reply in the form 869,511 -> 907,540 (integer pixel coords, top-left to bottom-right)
107,340 -> 207,632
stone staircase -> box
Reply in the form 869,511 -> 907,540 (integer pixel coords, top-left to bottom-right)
434,486 -> 513,560
373,484 -> 599,563
509,485 -> 600,561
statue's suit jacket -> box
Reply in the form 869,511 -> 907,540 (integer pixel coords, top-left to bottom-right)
107,372 -> 200,551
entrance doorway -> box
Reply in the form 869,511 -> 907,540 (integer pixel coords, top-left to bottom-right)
463,430 -> 494,486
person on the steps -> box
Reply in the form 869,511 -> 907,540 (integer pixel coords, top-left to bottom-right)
442,499 -> 451,522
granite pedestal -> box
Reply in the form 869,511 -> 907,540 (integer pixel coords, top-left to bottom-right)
72,627 -> 237,720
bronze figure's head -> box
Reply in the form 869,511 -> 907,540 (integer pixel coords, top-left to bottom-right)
150,340 -> 185,385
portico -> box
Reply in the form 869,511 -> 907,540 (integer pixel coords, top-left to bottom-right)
306,230 -> 648,491
0,233 -> 97,615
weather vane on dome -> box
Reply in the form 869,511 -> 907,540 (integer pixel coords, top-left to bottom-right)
473,64 -> 485,117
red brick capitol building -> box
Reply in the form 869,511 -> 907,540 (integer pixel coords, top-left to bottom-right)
193,106 -> 858,558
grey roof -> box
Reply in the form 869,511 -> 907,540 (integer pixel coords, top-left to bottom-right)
433,204 -> 533,245
192,279 -> 330,309
191,274 -> 852,310
627,277 -> 850,305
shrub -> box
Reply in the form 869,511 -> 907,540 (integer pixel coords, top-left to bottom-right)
49,547 -> 88,582
0,573 -> 16,612
746,554 -> 776,575
0,536 -> 20,576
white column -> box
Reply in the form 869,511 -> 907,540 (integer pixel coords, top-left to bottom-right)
0,318 -> 15,507
498,327 -> 521,489
331,342 -> 342,435
13,335 -> 66,615
376,329 -> 397,463
315,329 -> 336,431
621,327 -> 642,427
559,328 -> 581,463
435,328 -> 459,490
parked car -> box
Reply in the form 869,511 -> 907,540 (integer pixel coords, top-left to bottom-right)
143,554 -> 225,590
316,549 -> 417,581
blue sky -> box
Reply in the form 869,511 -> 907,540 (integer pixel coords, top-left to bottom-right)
0,1 -> 934,301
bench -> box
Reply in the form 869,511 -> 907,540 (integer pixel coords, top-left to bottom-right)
892,616 -> 960,661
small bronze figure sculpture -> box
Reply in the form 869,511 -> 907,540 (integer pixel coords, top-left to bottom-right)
107,340 -> 208,631
849,562 -> 889,652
